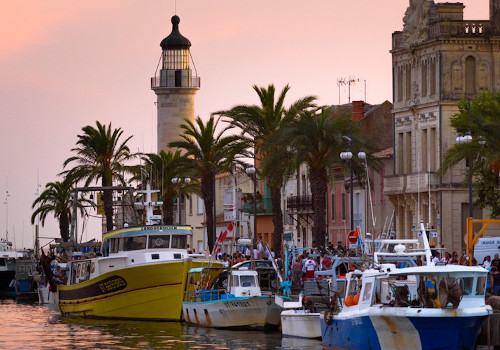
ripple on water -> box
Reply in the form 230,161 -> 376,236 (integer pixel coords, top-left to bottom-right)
0,299 -> 322,350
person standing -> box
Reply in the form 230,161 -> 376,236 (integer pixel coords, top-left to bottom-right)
304,255 -> 317,280
490,266 -> 500,296
491,253 -> 500,269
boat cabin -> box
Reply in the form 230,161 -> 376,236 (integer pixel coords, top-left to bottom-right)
343,264 -> 488,310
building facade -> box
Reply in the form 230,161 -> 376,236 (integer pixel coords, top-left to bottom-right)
385,0 -> 500,252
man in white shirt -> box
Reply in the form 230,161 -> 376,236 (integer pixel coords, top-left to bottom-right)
304,256 -> 317,279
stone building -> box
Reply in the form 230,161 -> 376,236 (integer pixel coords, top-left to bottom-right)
385,0 -> 500,252
151,15 -> 200,152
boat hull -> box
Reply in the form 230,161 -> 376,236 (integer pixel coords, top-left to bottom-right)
321,311 -> 489,350
0,270 -> 16,298
281,310 -> 321,339
183,295 -> 281,328
58,259 -> 208,320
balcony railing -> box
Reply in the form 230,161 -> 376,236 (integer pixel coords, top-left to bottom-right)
241,195 -> 273,214
151,75 -> 201,89
286,195 -> 313,213
393,20 -> 492,50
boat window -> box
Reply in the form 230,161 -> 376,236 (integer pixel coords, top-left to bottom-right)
0,258 -> 6,267
124,236 -> 147,251
76,263 -> 81,278
457,277 -> 473,296
240,275 -> 257,287
231,276 -> 239,287
476,276 -> 486,295
362,281 -> 373,303
110,238 -> 120,253
171,235 -> 187,249
90,262 -> 95,274
18,265 -> 26,273
148,235 -> 170,249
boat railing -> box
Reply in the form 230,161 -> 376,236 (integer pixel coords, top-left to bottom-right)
184,288 -> 233,302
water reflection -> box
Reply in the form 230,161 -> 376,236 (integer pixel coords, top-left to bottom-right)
0,299 -> 322,350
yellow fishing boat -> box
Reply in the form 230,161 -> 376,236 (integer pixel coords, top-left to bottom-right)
51,225 -> 218,320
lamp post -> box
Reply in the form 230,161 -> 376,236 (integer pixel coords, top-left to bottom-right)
245,166 -> 257,244
340,149 -> 354,231
171,177 -> 191,225
456,131 -> 473,218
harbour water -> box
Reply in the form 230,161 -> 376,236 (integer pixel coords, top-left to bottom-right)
0,299 -> 322,350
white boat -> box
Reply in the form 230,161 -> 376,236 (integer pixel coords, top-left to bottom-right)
320,223 -> 493,350
0,241 -> 23,298
182,267 -> 282,328
276,293 -> 321,339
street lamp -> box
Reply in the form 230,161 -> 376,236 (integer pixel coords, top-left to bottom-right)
456,131 -> 473,218
340,149 -> 354,231
245,166 -> 257,244
171,177 -> 191,225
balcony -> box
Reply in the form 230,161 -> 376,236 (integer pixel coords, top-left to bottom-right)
286,195 -> 313,213
384,173 -> 439,195
241,194 -> 273,215
151,75 -> 201,89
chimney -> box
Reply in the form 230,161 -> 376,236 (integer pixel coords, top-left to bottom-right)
491,0 -> 500,33
352,100 -> 365,122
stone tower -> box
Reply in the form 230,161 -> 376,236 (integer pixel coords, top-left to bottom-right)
151,15 -> 200,152
386,0 -> 500,252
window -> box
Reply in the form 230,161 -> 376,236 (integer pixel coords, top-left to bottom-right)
406,65 -> 412,101
148,235 -> 171,249
398,68 -> 403,102
476,276 -> 486,295
430,59 -> 436,95
189,196 -> 193,215
240,275 -> 257,287
421,129 -> 428,172
362,281 -> 373,302
331,193 -> 335,221
197,196 -> 204,214
421,61 -> 428,97
457,277 -> 473,296
123,236 -> 147,251
465,56 -> 476,95
171,235 -> 187,249
342,193 -> 346,220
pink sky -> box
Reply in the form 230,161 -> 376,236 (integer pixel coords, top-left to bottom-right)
0,0 -> 489,247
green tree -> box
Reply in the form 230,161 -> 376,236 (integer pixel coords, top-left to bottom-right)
169,116 -> 249,252
31,178 -> 93,242
62,121 -> 133,232
140,150 -> 195,225
441,92 -> 500,215
213,84 -> 316,255
269,107 -> 371,247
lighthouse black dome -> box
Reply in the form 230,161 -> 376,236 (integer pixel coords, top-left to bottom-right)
160,15 -> 191,50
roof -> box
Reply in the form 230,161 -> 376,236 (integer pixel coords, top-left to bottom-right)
160,15 -> 191,50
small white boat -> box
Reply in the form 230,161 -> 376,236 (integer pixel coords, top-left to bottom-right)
183,267 -> 281,328
276,293 -> 321,339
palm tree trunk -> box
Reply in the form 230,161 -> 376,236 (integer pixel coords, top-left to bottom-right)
269,184 -> 283,257
202,173 -> 215,252
59,213 -> 70,242
310,167 -> 328,248
162,193 -> 175,225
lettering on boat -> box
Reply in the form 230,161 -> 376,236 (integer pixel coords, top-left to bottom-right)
223,301 -> 251,308
98,276 -> 127,293
59,275 -> 127,301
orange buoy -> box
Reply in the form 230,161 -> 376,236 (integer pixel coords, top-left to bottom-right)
345,295 -> 354,306
353,293 -> 360,305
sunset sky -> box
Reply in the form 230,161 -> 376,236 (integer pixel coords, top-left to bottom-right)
0,0 -> 489,247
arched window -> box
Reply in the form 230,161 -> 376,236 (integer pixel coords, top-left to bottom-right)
465,56 -> 476,95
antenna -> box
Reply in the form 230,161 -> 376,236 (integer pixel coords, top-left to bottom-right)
4,185 -> 10,242
337,76 -> 361,104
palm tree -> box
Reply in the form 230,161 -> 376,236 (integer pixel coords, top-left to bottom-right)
441,93 -> 500,215
213,84 -> 316,255
62,121 -> 133,232
169,116 -> 249,252
31,178 -> 93,242
140,150 -> 194,225
271,107 -> 369,247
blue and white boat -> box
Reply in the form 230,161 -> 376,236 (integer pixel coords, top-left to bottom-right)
320,224 -> 492,350
182,267 -> 281,328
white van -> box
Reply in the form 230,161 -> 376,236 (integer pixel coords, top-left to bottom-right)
474,237 -> 500,263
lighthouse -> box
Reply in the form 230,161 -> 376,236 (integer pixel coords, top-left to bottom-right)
151,15 -> 200,153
